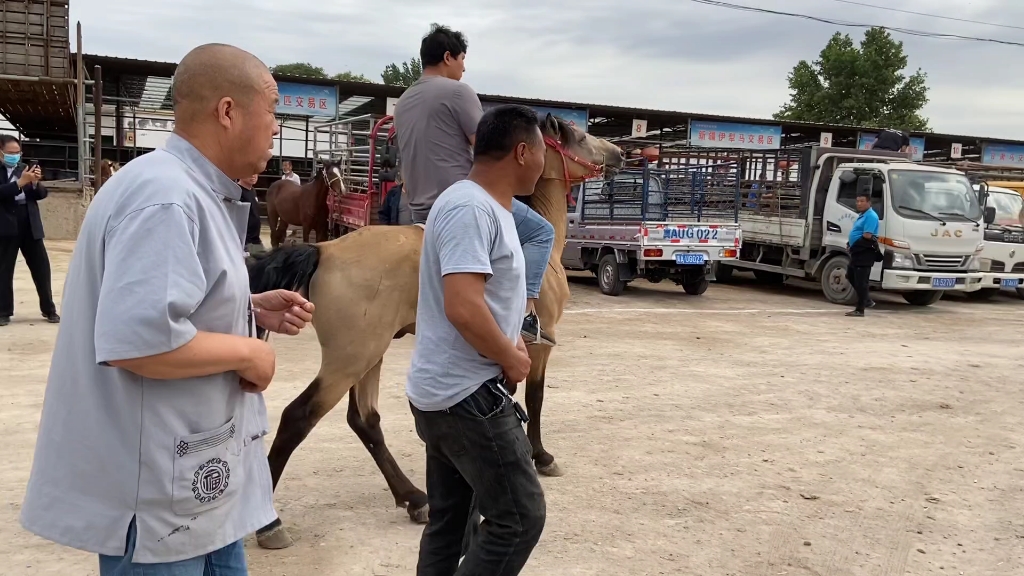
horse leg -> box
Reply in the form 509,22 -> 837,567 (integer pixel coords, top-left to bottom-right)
267,202 -> 281,248
302,225 -> 311,244
256,369 -> 358,549
347,358 -> 429,524
524,347 -> 563,477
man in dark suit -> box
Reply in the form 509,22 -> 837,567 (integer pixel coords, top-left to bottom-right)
0,134 -> 59,326
237,174 -> 265,255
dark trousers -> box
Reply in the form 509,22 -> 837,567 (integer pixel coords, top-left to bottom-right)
410,379 -> 546,576
847,263 -> 871,312
0,204 -> 55,318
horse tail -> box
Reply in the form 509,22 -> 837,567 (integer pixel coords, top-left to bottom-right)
247,244 -> 321,297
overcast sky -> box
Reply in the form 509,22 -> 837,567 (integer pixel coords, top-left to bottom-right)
72,0 -> 1024,140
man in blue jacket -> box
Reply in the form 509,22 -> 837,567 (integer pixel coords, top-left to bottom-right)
0,134 -> 58,326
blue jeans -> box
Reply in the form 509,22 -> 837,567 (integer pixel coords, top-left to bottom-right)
414,198 -> 553,301
511,199 -> 554,300
99,518 -> 248,576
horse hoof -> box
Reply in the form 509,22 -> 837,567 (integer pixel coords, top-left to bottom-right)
256,525 -> 295,549
408,503 -> 429,524
536,461 -> 565,477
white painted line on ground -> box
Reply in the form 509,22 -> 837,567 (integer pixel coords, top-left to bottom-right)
565,308 -> 837,314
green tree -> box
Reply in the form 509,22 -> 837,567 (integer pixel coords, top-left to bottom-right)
270,62 -> 327,78
774,27 -> 930,131
333,71 -> 371,83
381,57 -> 423,87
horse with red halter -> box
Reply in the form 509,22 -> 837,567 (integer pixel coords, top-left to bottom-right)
265,160 -> 344,246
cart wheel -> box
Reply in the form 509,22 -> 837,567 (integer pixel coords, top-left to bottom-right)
598,254 -> 627,296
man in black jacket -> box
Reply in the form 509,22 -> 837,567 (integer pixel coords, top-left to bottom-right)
871,129 -> 910,153
0,134 -> 58,326
238,174 -> 265,255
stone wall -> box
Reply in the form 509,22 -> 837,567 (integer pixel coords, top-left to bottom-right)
38,181 -> 93,241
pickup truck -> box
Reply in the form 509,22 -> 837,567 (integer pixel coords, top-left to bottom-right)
561,163 -> 742,296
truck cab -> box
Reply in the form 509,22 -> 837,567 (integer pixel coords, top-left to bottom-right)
968,184 -> 1024,299
823,163 -> 986,304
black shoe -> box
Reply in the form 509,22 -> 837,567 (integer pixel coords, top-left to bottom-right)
846,310 -> 865,317
867,299 -> 876,309
0,316 -> 8,326
521,312 -> 556,347
43,312 -> 60,324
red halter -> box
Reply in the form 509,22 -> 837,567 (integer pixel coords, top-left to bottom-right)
543,135 -> 605,206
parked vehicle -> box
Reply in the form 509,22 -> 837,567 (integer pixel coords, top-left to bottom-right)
716,147 -> 987,306
965,184 -> 1024,299
562,161 -> 742,296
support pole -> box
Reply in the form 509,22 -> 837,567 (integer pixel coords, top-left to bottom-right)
92,65 -> 103,189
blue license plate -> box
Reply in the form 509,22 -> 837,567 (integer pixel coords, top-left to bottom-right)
1002,278 -> 1020,288
931,277 -> 957,289
676,253 -> 705,265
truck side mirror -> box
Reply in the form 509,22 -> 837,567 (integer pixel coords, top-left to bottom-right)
977,182 -> 990,206
984,206 -> 996,225
857,175 -> 873,197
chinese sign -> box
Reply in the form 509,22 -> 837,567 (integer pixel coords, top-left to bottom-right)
857,133 -> 925,162
689,121 -> 782,150
277,82 -> 337,117
481,102 -> 590,132
981,143 -> 1024,166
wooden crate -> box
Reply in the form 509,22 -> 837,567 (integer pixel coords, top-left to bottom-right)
0,0 -> 71,78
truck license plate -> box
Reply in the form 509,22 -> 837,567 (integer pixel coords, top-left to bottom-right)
1002,278 -> 1020,288
675,253 -> 706,265
931,277 -> 956,289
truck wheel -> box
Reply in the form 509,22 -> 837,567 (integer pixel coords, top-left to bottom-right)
683,277 -> 710,296
598,254 -> 627,296
713,262 -> 734,283
966,289 -> 997,301
753,269 -> 784,284
820,255 -> 858,305
1016,287 -> 1024,300
903,291 -> 943,306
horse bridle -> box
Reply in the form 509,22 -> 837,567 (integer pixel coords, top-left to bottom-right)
543,135 -> 606,206
320,164 -> 343,190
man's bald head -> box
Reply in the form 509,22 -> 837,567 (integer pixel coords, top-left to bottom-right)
171,43 -> 281,180
172,44 -> 271,124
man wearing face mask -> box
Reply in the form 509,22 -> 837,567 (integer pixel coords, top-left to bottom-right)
0,134 -> 58,326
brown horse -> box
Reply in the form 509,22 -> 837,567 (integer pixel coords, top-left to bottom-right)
95,159 -> 120,191
265,161 -> 343,247
247,115 -> 624,549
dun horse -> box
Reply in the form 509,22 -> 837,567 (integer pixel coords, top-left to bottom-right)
247,115 -> 624,549
265,161 -> 344,247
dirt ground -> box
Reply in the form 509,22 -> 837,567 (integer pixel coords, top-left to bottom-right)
2,238 -> 1023,576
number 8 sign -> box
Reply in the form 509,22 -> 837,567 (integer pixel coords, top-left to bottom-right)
632,119 -> 648,138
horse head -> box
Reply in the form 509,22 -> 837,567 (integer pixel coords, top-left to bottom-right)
539,113 -> 624,187
319,160 -> 346,195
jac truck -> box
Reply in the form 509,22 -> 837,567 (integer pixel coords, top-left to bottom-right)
713,147 -> 986,306
562,161 -> 742,296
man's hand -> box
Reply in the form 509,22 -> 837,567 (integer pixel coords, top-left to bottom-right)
252,289 -> 315,336
17,166 -> 41,188
502,337 -> 532,384
238,338 -> 277,393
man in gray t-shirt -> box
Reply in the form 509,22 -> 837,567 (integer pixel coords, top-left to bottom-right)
394,24 -> 557,348
407,104 -> 547,575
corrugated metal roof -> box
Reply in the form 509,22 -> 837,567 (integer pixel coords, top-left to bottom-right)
76,53 -> 1020,146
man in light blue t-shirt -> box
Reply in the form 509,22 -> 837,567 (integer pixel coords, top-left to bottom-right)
407,104 -> 547,576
